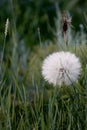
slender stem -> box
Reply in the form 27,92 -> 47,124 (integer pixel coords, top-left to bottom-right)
64,32 -> 67,43
64,32 -> 68,47
38,27 -> 42,47
1,36 -> 6,64
0,35 -> 6,83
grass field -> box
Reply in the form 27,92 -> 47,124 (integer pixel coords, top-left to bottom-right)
0,5 -> 87,130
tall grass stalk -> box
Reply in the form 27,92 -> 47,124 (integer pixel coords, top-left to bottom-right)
0,18 -> 9,84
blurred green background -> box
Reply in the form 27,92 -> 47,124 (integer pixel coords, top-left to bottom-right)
0,0 -> 87,47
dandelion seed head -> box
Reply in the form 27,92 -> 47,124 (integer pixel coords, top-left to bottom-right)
42,51 -> 81,86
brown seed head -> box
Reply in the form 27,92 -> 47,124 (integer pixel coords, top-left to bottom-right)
62,11 -> 71,33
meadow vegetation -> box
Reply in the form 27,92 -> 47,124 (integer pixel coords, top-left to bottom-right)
0,0 -> 87,130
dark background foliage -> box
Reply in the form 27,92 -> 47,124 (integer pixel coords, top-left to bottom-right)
0,0 -> 87,47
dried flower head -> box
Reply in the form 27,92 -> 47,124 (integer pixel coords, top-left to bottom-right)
42,51 -> 81,86
5,18 -> 9,37
62,11 -> 72,42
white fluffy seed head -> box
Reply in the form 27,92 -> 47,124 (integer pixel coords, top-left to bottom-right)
42,51 -> 81,86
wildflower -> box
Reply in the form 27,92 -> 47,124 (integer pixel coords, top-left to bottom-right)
42,51 -> 81,86
5,18 -> 9,37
